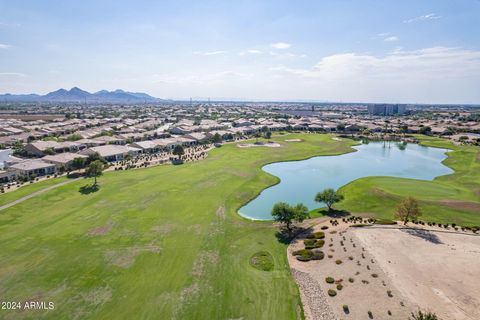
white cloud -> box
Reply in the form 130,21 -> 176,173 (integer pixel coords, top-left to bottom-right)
403,13 -> 441,23
239,49 -> 263,56
0,72 -> 26,77
271,42 -> 291,49
269,47 -> 480,102
193,50 -> 227,56
272,47 -> 480,79
384,36 -> 399,42
0,43 -> 12,49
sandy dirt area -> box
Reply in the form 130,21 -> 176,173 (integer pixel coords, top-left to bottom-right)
289,221 -> 480,320
353,226 -> 480,320
285,138 -> 303,142
236,142 -> 281,148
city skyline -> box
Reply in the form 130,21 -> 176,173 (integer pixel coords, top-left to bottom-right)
1,0 -> 480,103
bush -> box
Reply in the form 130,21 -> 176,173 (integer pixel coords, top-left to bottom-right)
328,289 -> 337,297
371,273 -> 378,278
336,283 -> 343,290
325,277 -> 335,284
343,305 -> 349,314
387,290 -> 393,297
348,256 -> 353,260
321,226 -> 329,230
304,239 -> 316,246
306,231 -> 325,239
335,259 -> 342,265
348,277 -> 354,283
368,310 -> 373,319
409,310 -> 438,320
311,250 -> 325,260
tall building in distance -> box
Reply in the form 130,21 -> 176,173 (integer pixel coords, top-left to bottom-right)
367,104 -> 406,116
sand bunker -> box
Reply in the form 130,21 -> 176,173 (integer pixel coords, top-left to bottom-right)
285,139 -> 303,142
237,142 -> 281,148
289,221 -> 480,320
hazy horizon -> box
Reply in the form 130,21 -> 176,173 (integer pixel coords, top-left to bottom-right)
1,0 -> 480,104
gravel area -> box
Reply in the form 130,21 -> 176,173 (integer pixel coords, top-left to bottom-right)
291,269 -> 337,320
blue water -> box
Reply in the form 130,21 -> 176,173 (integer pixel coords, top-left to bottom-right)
238,141 -> 453,220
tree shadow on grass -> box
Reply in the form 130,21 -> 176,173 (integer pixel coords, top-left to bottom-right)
315,208 -> 350,218
275,226 -> 314,245
79,184 -> 99,195
402,228 -> 443,244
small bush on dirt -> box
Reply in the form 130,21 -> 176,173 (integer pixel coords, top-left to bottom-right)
388,310 -> 392,316
336,284 -> 343,290
348,256 -> 353,260
328,289 -> 337,297
368,310 -> 373,319
371,273 -> 378,278
307,231 -> 325,239
335,259 -> 342,265
387,290 -> 393,297
343,305 -> 349,314
348,277 -> 354,283
325,277 -> 335,284
321,226 -> 329,230
409,310 -> 438,320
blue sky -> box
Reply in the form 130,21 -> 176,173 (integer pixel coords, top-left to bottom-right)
1,0 -> 480,103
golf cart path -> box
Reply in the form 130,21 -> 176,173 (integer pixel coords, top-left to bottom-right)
0,178 -> 81,211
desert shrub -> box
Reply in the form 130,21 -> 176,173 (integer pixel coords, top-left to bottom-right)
343,247 -> 346,252
368,310 -> 373,319
362,280 -> 369,284
329,243 -> 333,247
371,273 -> 378,278
409,310 -> 438,320
348,277 -> 354,283
321,226 -> 329,230
304,239 -> 316,246
348,256 -> 353,260
292,249 -> 311,256
361,253 -> 365,259
343,305 -> 349,314
328,289 -> 337,297
325,277 -> 335,283
388,310 -> 392,316
335,259 -> 342,265
336,283 -> 343,290
306,231 -> 325,239
296,255 -> 311,262
366,265 -> 371,270
330,230 -> 337,234
315,240 -> 325,248
387,290 -> 393,297
328,254 -> 333,258
311,251 -> 324,260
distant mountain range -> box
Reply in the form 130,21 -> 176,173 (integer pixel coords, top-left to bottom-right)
0,87 -> 163,103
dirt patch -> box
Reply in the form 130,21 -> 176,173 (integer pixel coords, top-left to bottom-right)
151,224 -> 176,235
354,226 -> 480,320
88,220 -> 114,236
237,142 -> 281,148
105,243 -> 161,268
436,200 -> 480,213
191,250 -> 219,277
82,286 -> 112,306
216,206 -> 225,219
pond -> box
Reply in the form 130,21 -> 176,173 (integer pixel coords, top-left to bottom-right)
238,141 -> 453,220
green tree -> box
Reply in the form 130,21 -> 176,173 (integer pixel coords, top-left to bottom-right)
271,202 -> 309,232
85,160 -> 104,186
71,157 -> 86,170
172,145 -> 185,159
315,188 -> 344,211
264,130 -> 272,140
395,197 -> 422,225
212,133 -> 222,144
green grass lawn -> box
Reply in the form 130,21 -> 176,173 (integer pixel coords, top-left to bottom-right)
0,133 -> 356,320
335,135 -> 480,226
